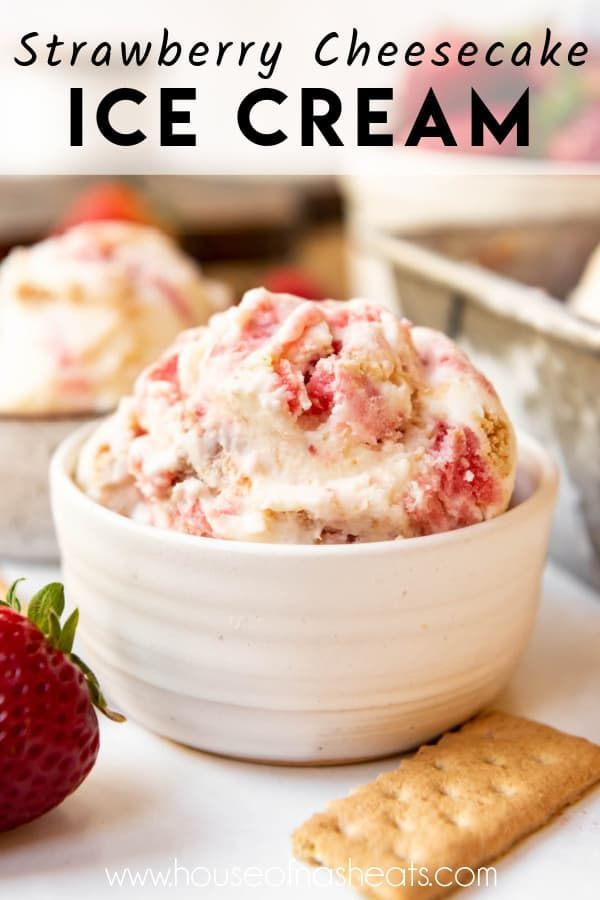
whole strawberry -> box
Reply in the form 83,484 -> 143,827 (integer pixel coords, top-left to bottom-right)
53,180 -> 159,234
0,580 -> 124,831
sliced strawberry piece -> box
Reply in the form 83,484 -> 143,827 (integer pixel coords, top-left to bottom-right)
432,423 -> 500,508
305,367 -> 335,415
147,354 -> 180,386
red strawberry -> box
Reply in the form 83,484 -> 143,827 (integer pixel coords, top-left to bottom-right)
263,267 -> 327,301
53,181 -> 158,234
0,579 -> 124,832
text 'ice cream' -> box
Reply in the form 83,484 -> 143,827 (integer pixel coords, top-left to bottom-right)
0,221 -> 228,415
77,289 -> 516,543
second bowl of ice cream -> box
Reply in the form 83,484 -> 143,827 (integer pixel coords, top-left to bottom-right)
51,290 -> 558,762
0,219 -> 228,559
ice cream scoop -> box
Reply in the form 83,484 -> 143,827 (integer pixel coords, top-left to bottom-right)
77,289 -> 516,543
570,242 -> 600,324
0,221 -> 228,415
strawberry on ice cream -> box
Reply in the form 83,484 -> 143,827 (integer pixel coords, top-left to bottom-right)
0,221 -> 228,415
77,289 -> 516,543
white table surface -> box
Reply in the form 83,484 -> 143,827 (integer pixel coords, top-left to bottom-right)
1,560 -> 599,899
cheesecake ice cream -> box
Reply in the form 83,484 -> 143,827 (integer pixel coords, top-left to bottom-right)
78,289 -> 516,544
0,221 -> 228,415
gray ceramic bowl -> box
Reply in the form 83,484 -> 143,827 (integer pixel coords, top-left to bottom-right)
0,414 -> 98,560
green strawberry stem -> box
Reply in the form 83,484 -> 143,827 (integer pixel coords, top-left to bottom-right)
1,580 -> 125,723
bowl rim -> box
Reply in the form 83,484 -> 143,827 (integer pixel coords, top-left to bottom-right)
50,423 -> 559,559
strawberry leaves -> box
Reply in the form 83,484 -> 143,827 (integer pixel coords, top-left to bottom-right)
0,578 -> 25,612
71,652 -> 125,722
28,582 -> 65,632
2,579 -> 125,723
57,609 -> 79,654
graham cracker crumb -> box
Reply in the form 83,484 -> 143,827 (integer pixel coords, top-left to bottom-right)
480,411 -> 512,478
17,282 -> 53,303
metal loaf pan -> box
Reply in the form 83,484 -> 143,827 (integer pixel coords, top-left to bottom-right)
363,232 -> 600,589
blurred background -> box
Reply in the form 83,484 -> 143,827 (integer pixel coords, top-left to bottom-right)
0,176 -> 349,300
1,171 -> 599,591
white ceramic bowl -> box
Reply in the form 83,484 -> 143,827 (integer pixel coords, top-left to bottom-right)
50,426 -> 558,764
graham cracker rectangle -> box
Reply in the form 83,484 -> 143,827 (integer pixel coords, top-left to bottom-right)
292,711 -> 600,900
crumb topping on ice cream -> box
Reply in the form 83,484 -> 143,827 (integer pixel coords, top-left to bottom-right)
0,221 -> 228,415
77,289 -> 516,543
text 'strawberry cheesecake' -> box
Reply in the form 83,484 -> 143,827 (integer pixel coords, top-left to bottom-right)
77,289 -> 517,543
0,221 -> 228,415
